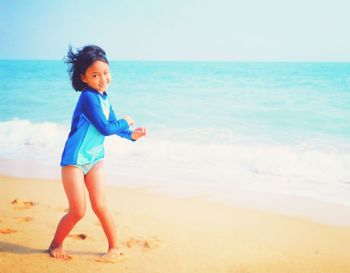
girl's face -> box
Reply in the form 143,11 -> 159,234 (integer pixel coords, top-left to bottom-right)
80,60 -> 111,93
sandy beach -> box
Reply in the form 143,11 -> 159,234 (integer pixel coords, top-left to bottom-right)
1,175 -> 350,273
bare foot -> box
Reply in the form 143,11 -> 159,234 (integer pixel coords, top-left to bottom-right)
48,243 -> 72,260
96,248 -> 128,263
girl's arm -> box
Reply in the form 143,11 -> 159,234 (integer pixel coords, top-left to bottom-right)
108,106 -> 135,141
81,92 -> 130,136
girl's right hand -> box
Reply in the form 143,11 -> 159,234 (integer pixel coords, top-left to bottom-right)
124,115 -> 134,126
131,127 -> 147,141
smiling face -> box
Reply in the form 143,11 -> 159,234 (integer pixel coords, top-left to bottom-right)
80,60 -> 111,93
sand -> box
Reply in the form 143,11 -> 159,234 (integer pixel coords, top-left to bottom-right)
1,175 -> 350,273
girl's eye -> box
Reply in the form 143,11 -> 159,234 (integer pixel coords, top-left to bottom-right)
93,75 -> 98,78
104,71 -> 109,75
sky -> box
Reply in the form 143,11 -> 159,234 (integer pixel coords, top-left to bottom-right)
0,0 -> 349,61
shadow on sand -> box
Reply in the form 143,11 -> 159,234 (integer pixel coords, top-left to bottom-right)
0,241 -> 46,254
0,241 -> 101,257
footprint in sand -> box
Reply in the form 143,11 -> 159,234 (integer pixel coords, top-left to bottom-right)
11,199 -> 39,210
68,233 -> 88,240
0,228 -> 17,234
95,251 -> 129,263
53,207 -> 69,212
125,236 -> 161,250
15,216 -> 34,222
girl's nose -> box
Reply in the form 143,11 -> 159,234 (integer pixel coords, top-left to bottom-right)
101,75 -> 107,83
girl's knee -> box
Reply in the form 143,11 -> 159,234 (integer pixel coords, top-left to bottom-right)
69,207 -> 86,221
91,203 -> 108,216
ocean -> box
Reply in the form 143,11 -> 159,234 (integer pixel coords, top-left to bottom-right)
1,60 -> 350,209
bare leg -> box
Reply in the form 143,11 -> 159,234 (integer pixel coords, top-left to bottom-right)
48,166 -> 86,259
84,161 -> 120,258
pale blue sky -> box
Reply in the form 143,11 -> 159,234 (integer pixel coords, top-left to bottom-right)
0,0 -> 349,61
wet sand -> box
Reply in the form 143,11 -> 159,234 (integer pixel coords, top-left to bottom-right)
1,175 -> 350,273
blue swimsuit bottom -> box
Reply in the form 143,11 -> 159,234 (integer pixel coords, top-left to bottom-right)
69,159 -> 103,175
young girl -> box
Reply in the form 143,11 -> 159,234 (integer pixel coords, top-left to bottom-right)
48,45 -> 146,260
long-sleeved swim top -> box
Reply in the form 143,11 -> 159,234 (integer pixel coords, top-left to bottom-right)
60,88 -> 133,166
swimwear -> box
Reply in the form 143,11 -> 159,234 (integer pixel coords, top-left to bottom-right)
69,159 -> 102,175
60,88 -> 134,169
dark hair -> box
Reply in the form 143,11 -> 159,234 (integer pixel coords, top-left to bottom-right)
64,45 -> 109,91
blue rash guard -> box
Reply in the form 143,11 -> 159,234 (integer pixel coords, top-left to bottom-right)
60,88 -> 133,167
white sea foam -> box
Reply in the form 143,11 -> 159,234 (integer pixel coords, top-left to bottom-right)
1,119 -> 350,207
0,119 -> 67,161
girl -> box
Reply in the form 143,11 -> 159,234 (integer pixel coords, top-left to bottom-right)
48,45 -> 146,260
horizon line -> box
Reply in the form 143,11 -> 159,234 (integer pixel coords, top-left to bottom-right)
1,58 -> 350,63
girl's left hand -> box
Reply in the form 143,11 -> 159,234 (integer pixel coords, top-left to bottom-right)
131,127 -> 147,141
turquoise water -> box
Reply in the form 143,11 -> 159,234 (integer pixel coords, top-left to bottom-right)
0,60 -> 350,206
1,61 -> 349,142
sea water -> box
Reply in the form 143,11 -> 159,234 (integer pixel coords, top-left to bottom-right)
0,60 -> 350,208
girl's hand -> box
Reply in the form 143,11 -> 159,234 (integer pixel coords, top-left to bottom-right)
124,115 -> 134,126
131,127 -> 147,141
